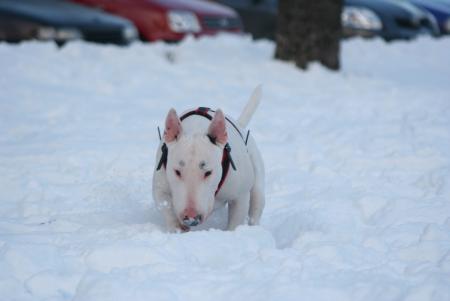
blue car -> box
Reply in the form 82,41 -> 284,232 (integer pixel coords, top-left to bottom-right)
409,0 -> 450,35
342,0 -> 439,40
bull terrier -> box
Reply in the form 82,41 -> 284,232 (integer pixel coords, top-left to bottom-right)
152,86 -> 265,232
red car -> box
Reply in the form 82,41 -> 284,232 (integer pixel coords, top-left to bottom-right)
73,0 -> 242,42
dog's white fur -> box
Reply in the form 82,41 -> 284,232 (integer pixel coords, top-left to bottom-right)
152,86 -> 265,232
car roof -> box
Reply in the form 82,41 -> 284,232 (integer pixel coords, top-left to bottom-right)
0,0 -> 133,27
150,0 -> 237,17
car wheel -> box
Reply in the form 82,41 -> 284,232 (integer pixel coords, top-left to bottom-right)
55,40 -> 67,48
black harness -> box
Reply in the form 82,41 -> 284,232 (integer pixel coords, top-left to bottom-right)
156,107 -> 247,195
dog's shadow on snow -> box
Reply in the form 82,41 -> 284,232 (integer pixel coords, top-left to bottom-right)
264,208 -> 324,249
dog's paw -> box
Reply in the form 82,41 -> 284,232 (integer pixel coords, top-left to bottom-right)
166,223 -> 190,233
179,224 -> 190,233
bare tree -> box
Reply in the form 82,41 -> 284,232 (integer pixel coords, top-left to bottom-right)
275,0 -> 343,71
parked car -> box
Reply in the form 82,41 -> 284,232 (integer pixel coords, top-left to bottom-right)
73,0 -> 243,42
408,0 -> 450,35
0,0 -> 137,45
214,0 -> 439,41
212,0 -> 276,40
343,0 -> 439,40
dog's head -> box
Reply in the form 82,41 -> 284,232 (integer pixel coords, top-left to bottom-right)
163,108 -> 227,227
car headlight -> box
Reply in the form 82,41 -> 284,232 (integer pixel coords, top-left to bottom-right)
167,10 -> 201,33
55,28 -> 81,40
123,25 -> 137,41
342,6 -> 383,31
37,27 -> 81,40
445,18 -> 450,33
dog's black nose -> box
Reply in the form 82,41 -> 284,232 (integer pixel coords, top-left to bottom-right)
182,214 -> 202,227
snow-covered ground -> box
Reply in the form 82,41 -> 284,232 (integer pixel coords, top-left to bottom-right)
1,34 -> 449,301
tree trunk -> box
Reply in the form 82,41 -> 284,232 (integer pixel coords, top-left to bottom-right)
275,0 -> 342,71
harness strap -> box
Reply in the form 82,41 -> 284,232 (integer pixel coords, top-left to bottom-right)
156,143 -> 168,170
180,107 -> 212,121
181,107 -> 245,140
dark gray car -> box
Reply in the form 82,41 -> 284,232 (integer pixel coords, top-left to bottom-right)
215,0 -> 439,41
0,0 -> 137,45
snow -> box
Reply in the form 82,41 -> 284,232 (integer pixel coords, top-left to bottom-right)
1,34 -> 450,301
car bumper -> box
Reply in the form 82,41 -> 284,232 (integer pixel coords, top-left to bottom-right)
150,14 -> 242,42
343,19 -> 438,41
81,25 -> 137,45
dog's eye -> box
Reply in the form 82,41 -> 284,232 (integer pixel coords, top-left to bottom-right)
204,170 -> 212,178
174,169 -> 181,178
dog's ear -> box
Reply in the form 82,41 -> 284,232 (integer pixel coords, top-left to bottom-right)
164,108 -> 182,143
208,109 -> 227,145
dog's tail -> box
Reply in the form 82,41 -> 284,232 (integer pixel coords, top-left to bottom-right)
237,85 -> 262,128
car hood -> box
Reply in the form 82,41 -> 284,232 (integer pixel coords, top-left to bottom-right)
149,0 -> 237,17
345,0 -> 426,19
411,0 -> 450,14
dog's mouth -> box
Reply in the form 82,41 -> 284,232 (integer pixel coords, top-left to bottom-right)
181,214 -> 203,227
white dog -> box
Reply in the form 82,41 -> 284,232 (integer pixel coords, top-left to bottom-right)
152,87 -> 265,232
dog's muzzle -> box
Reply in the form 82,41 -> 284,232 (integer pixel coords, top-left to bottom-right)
182,214 -> 202,227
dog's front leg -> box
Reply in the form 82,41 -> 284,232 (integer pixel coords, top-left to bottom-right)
227,192 -> 250,230
153,170 -> 188,233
